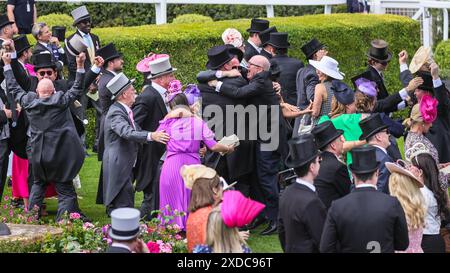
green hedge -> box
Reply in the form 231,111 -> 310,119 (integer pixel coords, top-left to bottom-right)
435,40 -> 450,79
172,14 -> 213,24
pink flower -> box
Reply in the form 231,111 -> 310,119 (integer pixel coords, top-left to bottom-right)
175,234 -> 182,240
83,222 -> 95,230
102,224 -> 110,234
159,243 -> 172,253
168,80 -> 182,93
69,212 -> 81,220
9,210 -> 13,217
172,224 -> 181,231
107,238 -> 112,245
3,196 -> 9,201
147,241 -> 160,253
3,204 -> 7,210
1,217 -> 6,222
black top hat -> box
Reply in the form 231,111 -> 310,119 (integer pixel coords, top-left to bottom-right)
311,120 -> 344,150
349,146 -> 380,174
301,38 -> 325,60
52,26 -> 66,42
259,26 -> 277,47
206,45 -> 243,70
285,134 -> 320,169
367,39 -> 392,62
96,43 -> 121,63
246,18 -> 269,33
416,71 -> 434,93
358,113 -> 389,141
32,52 -> 57,71
266,32 -> 290,49
13,35 -> 31,55
331,80 -> 355,105
351,70 -> 375,91
0,14 -> 13,29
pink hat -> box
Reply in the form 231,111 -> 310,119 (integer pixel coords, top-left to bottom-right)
221,190 -> 265,228
420,94 -> 438,123
136,53 -> 169,73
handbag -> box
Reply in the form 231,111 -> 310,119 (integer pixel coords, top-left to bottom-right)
297,113 -> 315,136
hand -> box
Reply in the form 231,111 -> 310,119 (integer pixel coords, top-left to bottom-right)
398,50 -> 408,65
76,52 -> 86,68
16,103 -> 21,114
93,56 -> 104,68
11,23 -> 18,35
438,162 -> 450,169
406,77 -> 423,92
3,106 -> 12,119
50,37 -> 60,48
2,39 -> 14,52
151,130 -> 170,144
224,69 -> 241,78
239,230 -> 250,242
208,80 -> 218,88
281,103 -> 300,113
273,81 -> 281,93
225,144 -> 235,154
1,51 -> 11,65
430,62 -> 440,80
134,239 -> 149,253
199,146 -> 207,158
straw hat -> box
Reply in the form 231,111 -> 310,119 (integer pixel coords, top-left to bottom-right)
180,164 -> 217,190
409,46 -> 432,74
385,162 -> 424,188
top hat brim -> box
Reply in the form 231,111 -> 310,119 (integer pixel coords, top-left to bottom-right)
0,20 -> 14,29
285,150 -> 320,169
110,79 -> 135,101
317,129 -> 344,150
33,63 -> 57,72
349,161 -> 380,174
206,48 -> 243,70
17,45 -> 31,56
246,28 -> 264,33
367,51 -> 393,63
266,41 -> 290,49
305,44 -> 325,59
108,228 -> 140,241
103,53 -> 122,63
73,15 -> 91,26
358,124 -> 389,141
147,68 -> 177,80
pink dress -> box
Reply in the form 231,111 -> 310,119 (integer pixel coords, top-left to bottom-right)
396,228 -> 424,253
157,116 -> 217,230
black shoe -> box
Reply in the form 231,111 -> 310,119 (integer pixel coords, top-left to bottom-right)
11,198 -> 24,209
245,216 -> 267,230
260,221 -> 278,236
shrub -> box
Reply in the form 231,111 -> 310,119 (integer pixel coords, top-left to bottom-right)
435,40 -> 450,79
36,13 -> 75,33
172,14 -> 213,24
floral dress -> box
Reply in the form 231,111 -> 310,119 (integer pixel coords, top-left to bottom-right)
193,244 -> 252,253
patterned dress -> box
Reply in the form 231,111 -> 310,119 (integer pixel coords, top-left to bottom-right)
396,228 -> 424,253
186,206 -> 213,253
193,244 -> 252,253
405,132 -> 449,190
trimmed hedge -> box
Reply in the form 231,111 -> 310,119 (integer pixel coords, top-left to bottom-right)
435,40 -> 450,79
172,14 -> 213,24
36,14 -> 75,32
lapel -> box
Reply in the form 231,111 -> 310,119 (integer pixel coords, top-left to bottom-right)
77,30 -> 95,64
115,102 -> 134,129
147,85 -> 168,116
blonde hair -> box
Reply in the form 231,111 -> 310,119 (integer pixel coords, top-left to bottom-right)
355,90 -> 376,113
205,206 -> 245,253
388,173 -> 426,229
329,96 -> 346,119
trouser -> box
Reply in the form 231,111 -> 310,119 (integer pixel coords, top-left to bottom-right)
106,181 -> 135,216
0,139 -> 11,203
140,160 -> 163,219
79,95 -> 102,149
422,234 -> 446,253
28,180 -> 81,221
255,142 -> 280,222
95,162 -> 104,205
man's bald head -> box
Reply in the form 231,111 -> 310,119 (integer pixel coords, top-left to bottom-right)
249,55 -> 270,71
36,78 -> 55,98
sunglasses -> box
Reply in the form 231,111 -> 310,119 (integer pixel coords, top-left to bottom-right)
79,19 -> 91,25
38,70 -> 54,77
248,62 -> 262,68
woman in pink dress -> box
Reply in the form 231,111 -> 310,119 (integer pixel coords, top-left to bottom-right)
157,91 -> 234,230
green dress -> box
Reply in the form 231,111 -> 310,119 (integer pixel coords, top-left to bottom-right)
318,113 -> 363,166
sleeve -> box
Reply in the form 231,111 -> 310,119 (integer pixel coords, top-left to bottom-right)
381,113 -> 404,138
319,205 -> 338,253
0,110 -> 7,126
373,92 -> 402,114
196,70 -> 219,83
6,0 -> 16,5
220,79 -> 262,99
4,66 -> 32,107
434,84 -> 450,118
335,165 -> 352,197
83,67 -> 100,90
399,70 -> 413,88
132,96 -> 151,127
302,199 -> 327,250
64,44 -> 77,82
61,72 -> 86,105
110,110 -> 149,143
277,215 -> 286,252
393,198 -> 410,251
156,120 -> 167,132
376,162 -> 391,194
305,72 -> 319,102
11,58 -> 32,91
201,119 -> 217,149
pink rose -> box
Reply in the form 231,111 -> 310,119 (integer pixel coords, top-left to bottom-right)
175,234 -> 182,240
69,212 -> 81,220
168,80 -> 182,93
146,241 -> 160,253
160,243 -> 172,253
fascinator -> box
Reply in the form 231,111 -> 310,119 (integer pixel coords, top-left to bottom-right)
331,80 -> 355,105
184,84 -> 201,105
355,77 -> 377,97
180,164 -> 217,190
221,190 -> 265,228
136,53 -> 170,73
420,94 -> 438,124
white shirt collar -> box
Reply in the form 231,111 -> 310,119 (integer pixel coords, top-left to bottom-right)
78,29 -> 90,37
39,41 -> 49,47
111,242 -> 131,252
118,101 -> 132,115
355,183 -> 378,190
372,144 -> 387,155
371,65 -> 383,77
107,69 -> 117,76
247,39 -> 261,53
296,178 -> 316,192
152,82 -> 167,96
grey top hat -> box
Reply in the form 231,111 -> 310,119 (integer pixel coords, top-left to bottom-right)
71,6 -> 91,26
109,208 -> 141,241
107,72 -> 135,101
65,35 -> 88,57
147,56 -> 177,80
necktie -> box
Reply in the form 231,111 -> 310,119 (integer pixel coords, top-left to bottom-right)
128,110 -> 136,130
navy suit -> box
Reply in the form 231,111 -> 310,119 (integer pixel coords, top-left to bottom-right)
374,146 -> 393,194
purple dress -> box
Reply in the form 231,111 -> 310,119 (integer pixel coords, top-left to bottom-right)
157,116 -> 217,230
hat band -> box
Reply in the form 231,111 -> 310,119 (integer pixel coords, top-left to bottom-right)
151,67 -> 174,77
111,227 -> 140,237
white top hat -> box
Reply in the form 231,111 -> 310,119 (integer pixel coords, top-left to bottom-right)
107,72 -> 135,101
147,56 -> 177,80
71,6 -> 90,25
309,56 -> 344,80
109,208 -> 141,241
65,35 -> 88,57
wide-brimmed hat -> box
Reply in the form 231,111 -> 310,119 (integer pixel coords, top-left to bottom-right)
409,46 -> 433,74
358,113 -> 388,141
32,52 -> 57,71
367,39 -> 392,62
221,190 -> 265,228
285,134 -> 320,169
107,72 -> 135,101
385,162 -> 424,188
52,26 -> 66,42
180,164 -> 217,190
246,18 -> 269,33
71,6 -> 91,26
96,43 -> 121,63
312,120 -> 344,150
349,146 -> 380,174
108,208 -> 141,241
266,32 -> 290,49
147,56 -> 177,80
309,56 -> 344,80
65,35 -> 88,57
136,53 -> 169,73
331,80 -> 355,105
301,38 -> 325,60
0,14 -> 13,29
416,70 -> 434,93
13,35 -> 31,55
259,26 -> 277,47
206,45 -> 242,70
